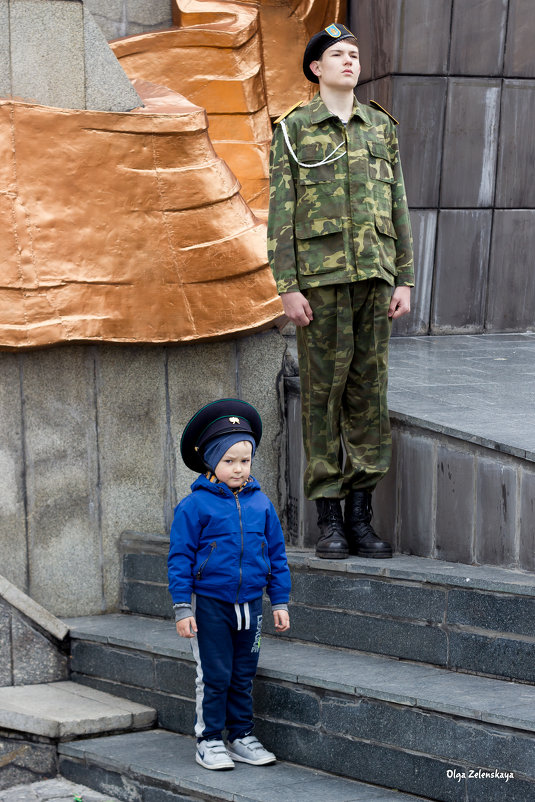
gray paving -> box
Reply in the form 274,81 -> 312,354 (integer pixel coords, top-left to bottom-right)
0,778 -> 119,802
59,729 -> 430,802
288,551 -> 535,595
388,333 -> 535,461
65,613 -> 535,733
0,681 -> 155,738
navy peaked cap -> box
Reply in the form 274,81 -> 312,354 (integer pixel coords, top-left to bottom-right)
180,398 -> 262,473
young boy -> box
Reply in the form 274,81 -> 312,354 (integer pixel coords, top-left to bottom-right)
168,399 -> 291,771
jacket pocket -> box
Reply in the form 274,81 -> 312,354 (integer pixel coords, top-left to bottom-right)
195,541 -> 217,580
295,217 -> 345,276
375,214 -> 398,274
367,140 -> 394,183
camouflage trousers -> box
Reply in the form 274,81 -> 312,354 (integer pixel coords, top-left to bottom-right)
296,279 -> 392,500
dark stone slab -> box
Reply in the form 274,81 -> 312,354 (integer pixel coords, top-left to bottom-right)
450,0 -> 507,75
282,604 -> 447,665
441,79 -> 500,208
71,641 -> 156,689
495,82 -> 535,207
447,588 -> 535,637
155,657 -> 196,697
373,0 -> 451,76
255,718 -> 463,802
392,210 -> 436,337
486,211 -> 535,331
397,430 -> 435,557
449,631 -> 535,682
349,0 -> 373,82
519,467 -> 535,571
253,681 -> 321,727
0,736 -> 57,791
435,446 -> 475,564
123,581 -> 172,619
390,76 -> 447,208
123,552 -> 167,584
287,570 -> 445,622
431,210 -> 492,333
59,759 -> 145,802
475,458 -> 517,566
504,0 -> 535,77
321,696 -> 535,777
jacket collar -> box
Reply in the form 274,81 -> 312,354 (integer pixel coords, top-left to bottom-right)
308,93 -> 371,126
191,473 -> 259,496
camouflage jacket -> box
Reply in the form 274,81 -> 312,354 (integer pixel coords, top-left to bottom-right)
267,94 -> 414,294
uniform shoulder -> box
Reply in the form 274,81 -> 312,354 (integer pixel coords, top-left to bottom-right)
273,100 -> 308,125
367,100 -> 399,126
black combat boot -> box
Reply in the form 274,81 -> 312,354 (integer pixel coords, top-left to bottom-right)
345,490 -> 392,558
315,499 -> 349,559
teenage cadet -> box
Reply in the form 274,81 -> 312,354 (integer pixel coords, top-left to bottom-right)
267,24 -> 414,559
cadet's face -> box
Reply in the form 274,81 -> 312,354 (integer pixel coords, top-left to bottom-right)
214,441 -> 252,488
311,40 -> 361,89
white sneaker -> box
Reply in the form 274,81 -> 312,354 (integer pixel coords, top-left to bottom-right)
227,735 -> 276,765
196,739 -> 235,770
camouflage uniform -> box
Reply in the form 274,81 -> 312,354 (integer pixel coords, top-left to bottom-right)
267,93 -> 414,499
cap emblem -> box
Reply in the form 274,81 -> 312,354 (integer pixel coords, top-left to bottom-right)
325,24 -> 341,38
229,417 -> 240,424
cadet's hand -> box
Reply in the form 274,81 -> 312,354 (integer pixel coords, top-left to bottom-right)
273,610 -> 290,632
281,292 -> 314,327
388,286 -> 411,319
176,617 -> 198,638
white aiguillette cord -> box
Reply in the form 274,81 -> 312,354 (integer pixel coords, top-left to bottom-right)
280,119 -> 346,167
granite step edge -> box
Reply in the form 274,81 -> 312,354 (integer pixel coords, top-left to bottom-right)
58,728 -> 433,802
64,614 -> 535,734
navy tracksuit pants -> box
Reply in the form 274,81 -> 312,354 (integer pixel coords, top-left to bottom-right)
191,594 -> 263,742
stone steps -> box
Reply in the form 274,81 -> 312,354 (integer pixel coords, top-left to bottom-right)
0,681 -> 155,741
65,612 -> 535,800
58,729 -> 432,802
122,537 -> 535,683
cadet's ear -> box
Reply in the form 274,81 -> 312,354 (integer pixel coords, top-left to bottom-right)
309,60 -> 321,79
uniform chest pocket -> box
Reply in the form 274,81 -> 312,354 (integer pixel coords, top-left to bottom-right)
367,140 -> 394,183
297,145 -> 339,184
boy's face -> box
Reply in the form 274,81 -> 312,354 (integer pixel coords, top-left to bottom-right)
310,40 -> 361,90
214,440 -> 252,489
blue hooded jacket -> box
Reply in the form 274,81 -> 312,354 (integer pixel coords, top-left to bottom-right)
168,474 -> 291,606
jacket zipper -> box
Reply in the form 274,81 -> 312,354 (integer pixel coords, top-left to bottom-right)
196,541 -> 216,580
235,493 -> 244,602
261,542 -> 271,575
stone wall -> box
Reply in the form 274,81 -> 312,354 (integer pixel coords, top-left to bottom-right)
0,577 -> 69,687
85,0 -> 173,40
0,331 -> 289,618
350,0 -> 535,336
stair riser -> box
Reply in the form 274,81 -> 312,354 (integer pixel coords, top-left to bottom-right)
70,641 -> 535,802
59,757 -> 199,802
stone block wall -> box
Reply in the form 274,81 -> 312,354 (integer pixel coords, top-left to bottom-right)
85,0 -> 173,40
0,331 -> 288,618
350,0 -> 535,335
0,0 -> 141,111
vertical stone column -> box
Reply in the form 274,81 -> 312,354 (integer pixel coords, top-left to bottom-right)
350,0 -> 535,334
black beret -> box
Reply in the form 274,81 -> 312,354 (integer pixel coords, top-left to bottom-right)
180,398 -> 262,473
303,23 -> 358,83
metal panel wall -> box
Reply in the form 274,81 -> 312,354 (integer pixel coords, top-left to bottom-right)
351,0 -> 535,334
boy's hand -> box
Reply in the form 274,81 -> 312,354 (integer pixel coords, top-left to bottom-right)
176,617 -> 198,638
273,610 -> 290,632
280,292 -> 313,327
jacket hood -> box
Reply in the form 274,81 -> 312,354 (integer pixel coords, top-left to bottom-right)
190,473 -> 261,496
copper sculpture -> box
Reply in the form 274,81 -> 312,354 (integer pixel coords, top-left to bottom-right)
0,0 -> 344,349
